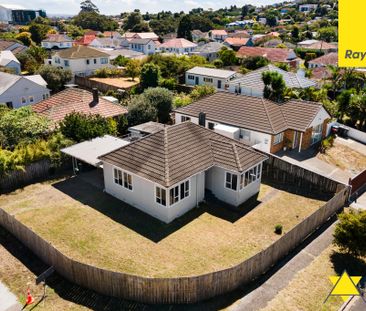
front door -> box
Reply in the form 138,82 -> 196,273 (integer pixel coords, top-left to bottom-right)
217,80 -> 222,89
195,77 -> 199,85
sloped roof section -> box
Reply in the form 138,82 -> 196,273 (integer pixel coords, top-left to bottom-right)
56,46 -> 109,59
174,92 -> 328,134
229,65 -> 317,89
99,122 -> 266,187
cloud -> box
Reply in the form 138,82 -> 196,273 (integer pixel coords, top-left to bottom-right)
6,0 -> 278,15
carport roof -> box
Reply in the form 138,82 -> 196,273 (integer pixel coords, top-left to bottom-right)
61,135 -> 129,167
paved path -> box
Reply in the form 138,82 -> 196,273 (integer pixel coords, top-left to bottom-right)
229,222 -> 337,311
0,281 -> 21,311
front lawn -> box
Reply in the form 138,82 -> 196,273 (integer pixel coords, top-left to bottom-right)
0,173 -> 327,277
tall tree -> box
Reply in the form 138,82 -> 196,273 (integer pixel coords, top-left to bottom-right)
28,23 -> 51,44
80,0 -> 99,13
125,59 -> 141,81
143,87 -> 173,123
177,15 -> 193,41
262,71 -> 286,103
140,63 -> 161,89
37,65 -> 73,92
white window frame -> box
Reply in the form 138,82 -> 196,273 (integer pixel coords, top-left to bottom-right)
114,168 -> 123,186
311,124 -> 323,144
64,60 -> 69,67
101,58 -> 109,64
21,97 -> 26,104
123,172 -> 133,190
273,132 -> 284,145
113,168 -> 133,190
180,180 -> 190,200
239,163 -> 262,191
187,75 -> 195,80
225,172 -> 238,191
156,186 -> 167,206
181,116 -> 191,122
203,77 -> 213,83
169,179 -> 190,206
29,96 -> 34,104
170,185 -> 179,205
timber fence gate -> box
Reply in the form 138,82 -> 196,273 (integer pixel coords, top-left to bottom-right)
0,185 -> 350,304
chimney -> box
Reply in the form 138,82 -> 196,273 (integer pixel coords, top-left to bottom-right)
198,112 -> 206,127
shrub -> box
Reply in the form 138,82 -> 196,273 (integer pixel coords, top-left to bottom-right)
159,77 -> 177,90
320,134 -> 335,153
213,59 -> 224,68
274,224 -> 283,235
173,94 -> 192,108
190,85 -> 216,101
140,63 -> 161,89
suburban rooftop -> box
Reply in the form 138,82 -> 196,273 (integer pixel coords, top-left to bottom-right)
55,45 -> 110,59
186,66 -> 237,79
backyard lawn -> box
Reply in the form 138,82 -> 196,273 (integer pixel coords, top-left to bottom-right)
0,173 -> 328,278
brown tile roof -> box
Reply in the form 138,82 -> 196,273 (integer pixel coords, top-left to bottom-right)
55,45 -> 109,59
44,34 -> 73,43
175,92 -> 328,135
237,46 -> 296,63
160,38 -> 197,49
99,122 -> 266,187
228,31 -> 250,38
0,40 -> 27,55
211,30 -> 228,36
309,52 -> 338,66
300,41 -> 337,50
32,88 -> 127,123
310,67 -> 332,80
224,37 -> 250,46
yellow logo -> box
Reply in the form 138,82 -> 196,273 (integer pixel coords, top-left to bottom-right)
339,0 -> 366,67
325,271 -> 362,303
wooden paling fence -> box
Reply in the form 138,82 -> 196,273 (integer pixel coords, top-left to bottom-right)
0,185 -> 350,304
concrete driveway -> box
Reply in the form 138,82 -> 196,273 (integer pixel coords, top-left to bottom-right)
0,281 -> 21,311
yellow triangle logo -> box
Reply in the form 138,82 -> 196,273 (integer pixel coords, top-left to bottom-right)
329,271 -> 362,302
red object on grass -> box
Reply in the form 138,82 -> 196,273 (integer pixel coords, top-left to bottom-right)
26,289 -> 35,305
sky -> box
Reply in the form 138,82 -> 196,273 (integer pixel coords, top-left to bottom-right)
2,0 -> 279,16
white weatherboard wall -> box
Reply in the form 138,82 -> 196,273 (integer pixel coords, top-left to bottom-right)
228,84 -> 263,97
205,166 -> 261,206
185,73 -> 234,90
326,121 -> 366,144
102,162 -> 204,223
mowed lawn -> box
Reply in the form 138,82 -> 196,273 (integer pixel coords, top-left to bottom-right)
0,174 -> 328,278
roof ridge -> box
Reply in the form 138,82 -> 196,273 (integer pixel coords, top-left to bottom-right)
163,126 -> 170,187
261,98 -> 276,133
232,143 -> 242,172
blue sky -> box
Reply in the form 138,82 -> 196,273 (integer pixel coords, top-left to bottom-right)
3,0 -> 279,16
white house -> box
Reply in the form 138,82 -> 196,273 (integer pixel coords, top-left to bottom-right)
299,4 -> 318,13
46,46 -> 112,77
128,38 -> 157,55
89,37 -> 123,49
0,72 -> 50,109
189,42 -> 226,61
185,66 -> 237,90
0,5 -> 12,23
41,34 -> 74,49
228,65 -> 317,97
174,92 -> 331,154
159,38 -> 197,55
99,121 -> 267,223
0,50 -> 21,74
209,30 -> 228,42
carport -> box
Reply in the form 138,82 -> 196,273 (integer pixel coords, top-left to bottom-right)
61,135 -> 129,174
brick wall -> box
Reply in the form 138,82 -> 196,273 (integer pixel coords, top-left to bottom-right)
301,127 -> 313,151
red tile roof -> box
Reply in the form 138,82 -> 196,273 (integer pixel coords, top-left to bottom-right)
237,46 -> 296,63
160,38 -> 197,49
32,88 -> 127,123
74,35 -> 96,46
211,29 -> 228,36
224,37 -> 250,46
309,52 -> 338,66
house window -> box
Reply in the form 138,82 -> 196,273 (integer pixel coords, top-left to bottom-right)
86,59 -> 90,65
203,77 -> 213,83
101,58 -> 108,64
170,186 -> 179,205
240,129 -> 251,141
188,75 -> 195,80
180,180 -> 189,199
273,132 -> 284,145
156,186 -> 167,206
225,172 -> 238,191
94,58 -> 97,64
114,168 -> 123,186
29,96 -> 34,104
64,60 -> 69,67
181,116 -> 191,122
239,163 -> 262,190
123,172 -> 133,190
21,97 -> 26,104
208,122 -> 215,130
6,102 -> 13,108
311,124 -> 323,144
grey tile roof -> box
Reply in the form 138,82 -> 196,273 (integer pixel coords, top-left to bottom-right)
56,46 -> 110,59
174,92 -> 327,135
192,42 -> 226,53
186,66 -> 237,79
99,122 -> 267,187
229,65 -> 317,90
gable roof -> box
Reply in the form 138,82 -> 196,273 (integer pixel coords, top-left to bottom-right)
74,35 -> 96,46
43,34 -> 73,43
128,38 -> 154,45
0,40 -> 27,55
237,46 -> 296,62
32,88 -> 127,123
211,29 -> 228,36
192,42 -> 226,53
187,66 -> 237,79
224,37 -> 250,47
298,40 -> 337,50
0,50 -> 19,66
229,65 -> 317,89
174,92 -> 328,135
55,45 -> 110,59
160,38 -> 197,49
309,52 -> 338,66
0,72 -> 48,96
99,122 -> 267,187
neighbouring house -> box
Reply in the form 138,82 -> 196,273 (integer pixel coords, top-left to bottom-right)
0,50 -> 20,74
74,34 -> 96,46
128,38 -> 157,55
41,34 -> 74,49
209,30 -> 228,42
299,4 -> 318,13
185,66 -> 237,90
32,87 -> 127,124
95,48 -> 145,61
89,37 -> 123,49
227,30 -> 251,39
224,37 -> 253,50
128,121 -> 167,140
228,65 -> 317,97
297,40 -> 338,53
237,47 -> 299,67
0,39 -> 27,55
0,5 -> 12,23
122,32 -> 159,41
102,31 -> 122,39
159,38 -> 197,54
0,71 -> 50,109
99,121 -> 267,223
189,42 -> 226,61
46,46 -> 112,78
308,52 -> 338,68
174,92 -> 331,154
191,30 -> 209,42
